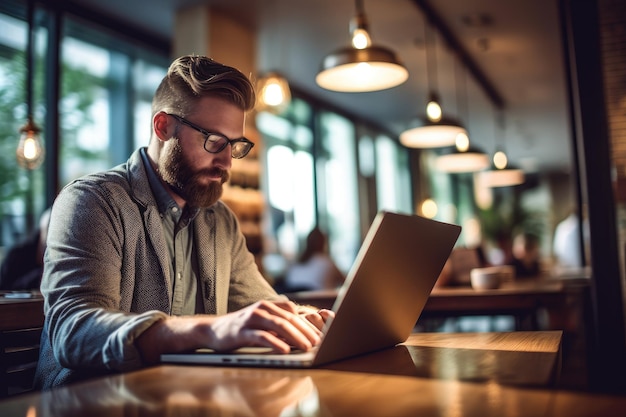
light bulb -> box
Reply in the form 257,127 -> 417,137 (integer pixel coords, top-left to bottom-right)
262,82 -> 285,106
420,198 -> 438,218
351,28 -> 371,49
493,150 -> 508,169
16,117 -> 44,170
257,74 -> 291,114
349,11 -> 371,50
455,132 -> 470,151
426,100 -> 442,122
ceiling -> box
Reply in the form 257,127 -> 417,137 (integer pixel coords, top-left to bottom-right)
76,0 -> 573,174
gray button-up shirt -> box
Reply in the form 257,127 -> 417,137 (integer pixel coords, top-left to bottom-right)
35,148 -> 280,389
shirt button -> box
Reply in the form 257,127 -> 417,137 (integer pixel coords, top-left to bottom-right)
177,272 -> 182,280
172,207 -> 179,213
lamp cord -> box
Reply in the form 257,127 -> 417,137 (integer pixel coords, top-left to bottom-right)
456,57 -> 468,127
355,0 -> 365,14
424,21 -> 437,94
26,0 -> 35,118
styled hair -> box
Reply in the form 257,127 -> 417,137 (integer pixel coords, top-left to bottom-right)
151,55 -> 256,117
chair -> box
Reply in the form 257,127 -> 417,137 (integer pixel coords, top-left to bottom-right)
0,326 -> 43,397
0,295 -> 45,398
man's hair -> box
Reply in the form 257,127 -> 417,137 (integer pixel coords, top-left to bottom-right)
152,55 -> 256,117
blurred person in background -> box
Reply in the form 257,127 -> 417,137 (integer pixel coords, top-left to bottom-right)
283,227 -> 345,292
0,208 -> 51,291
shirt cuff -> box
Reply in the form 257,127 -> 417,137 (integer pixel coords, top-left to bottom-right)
103,310 -> 169,371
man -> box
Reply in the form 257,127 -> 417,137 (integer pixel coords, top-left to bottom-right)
34,55 -> 331,389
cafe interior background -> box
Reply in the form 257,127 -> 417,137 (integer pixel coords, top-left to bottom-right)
0,0 -> 624,391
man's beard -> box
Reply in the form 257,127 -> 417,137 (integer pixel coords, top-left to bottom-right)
158,137 -> 229,208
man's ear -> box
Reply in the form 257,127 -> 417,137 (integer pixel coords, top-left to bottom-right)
153,111 -> 173,141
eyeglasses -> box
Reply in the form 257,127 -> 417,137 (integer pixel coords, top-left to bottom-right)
167,113 -> 254,159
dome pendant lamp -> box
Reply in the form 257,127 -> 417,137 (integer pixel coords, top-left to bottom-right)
434,59 -> 489,173
475,111 -> 525,187
400,22 -> 467,149
315,0 -> 408,92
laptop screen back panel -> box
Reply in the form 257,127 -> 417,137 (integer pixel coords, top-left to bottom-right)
312,212 -> 461,365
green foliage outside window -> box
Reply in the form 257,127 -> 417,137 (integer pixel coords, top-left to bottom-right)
0,49 -> 104,246
0,51 -> 29,213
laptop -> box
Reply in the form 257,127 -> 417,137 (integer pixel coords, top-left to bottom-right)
161,211 -> 461,368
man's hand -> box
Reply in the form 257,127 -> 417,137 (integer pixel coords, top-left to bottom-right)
295,305 -> 335,331
206,300 -> 322,352
136,300 -> 324,364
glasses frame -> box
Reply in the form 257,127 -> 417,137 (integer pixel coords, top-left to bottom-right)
167,113 -> 254,159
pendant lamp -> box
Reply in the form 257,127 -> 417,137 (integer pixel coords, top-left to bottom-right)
476,111 -> 525,187
435,145 -> 490,173
400,22 -> 467,148
476,164 -> 525,187
434,57 -> 489,173
316,0 -> 408,92
16,0 -> 44,170
256,72 -> 291,114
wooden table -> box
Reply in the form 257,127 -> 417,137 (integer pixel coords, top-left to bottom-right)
1,330 -> 625,416
0,293 -> 44,331
286,277 -> 582,330
424,279 -> 568,329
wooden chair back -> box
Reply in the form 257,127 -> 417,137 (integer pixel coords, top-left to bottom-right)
0,295 -> 45,398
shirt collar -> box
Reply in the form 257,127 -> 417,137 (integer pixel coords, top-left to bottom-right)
140,147 -> 180,215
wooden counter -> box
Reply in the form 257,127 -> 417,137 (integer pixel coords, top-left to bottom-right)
286,277 -> 586,331
7,330 -> 622,417
0,293 -> 44,331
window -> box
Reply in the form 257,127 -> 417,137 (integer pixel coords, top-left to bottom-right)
318,111 -> 360,272
0,9 -> 46,247
375,134 -> 412,213
258,103 -> 316,262
258,95 -> 412,279
0,2 -> 168,252
60,16 -> 168,187
59,36 -> 111,185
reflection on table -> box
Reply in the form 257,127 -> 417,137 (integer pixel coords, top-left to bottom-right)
1,330 -> 625,417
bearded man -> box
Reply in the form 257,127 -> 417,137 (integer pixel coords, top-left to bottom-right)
35,55 -> 331,389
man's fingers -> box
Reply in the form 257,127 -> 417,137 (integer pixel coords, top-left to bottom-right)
318,309 -> 335,321
238,328 -> 292,353
248,302 -> 321,349
301,312 -> 325,331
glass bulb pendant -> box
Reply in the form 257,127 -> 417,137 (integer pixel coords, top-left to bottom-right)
16,116 -> 44,170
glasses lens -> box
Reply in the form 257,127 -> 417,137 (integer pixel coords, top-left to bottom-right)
204,134 -> 229,153
231,141 -> 253,159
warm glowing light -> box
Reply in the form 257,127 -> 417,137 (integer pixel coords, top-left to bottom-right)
493,150 -> 508,169
355,61 -> 373,74
23,137 -> 39,160
455,132 -> 469,151
257,74 -> 291,114
435,149 -> 490,173
426,100 -> 442,122
476,168 -> 525,187
351,29 -> 371,49
262,83 -> 285,106
316,3 -> 407,93
400,123 -> 465,149
420,198 -> 438,218
316,59 -> 408,92
16,119 -> 45,170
